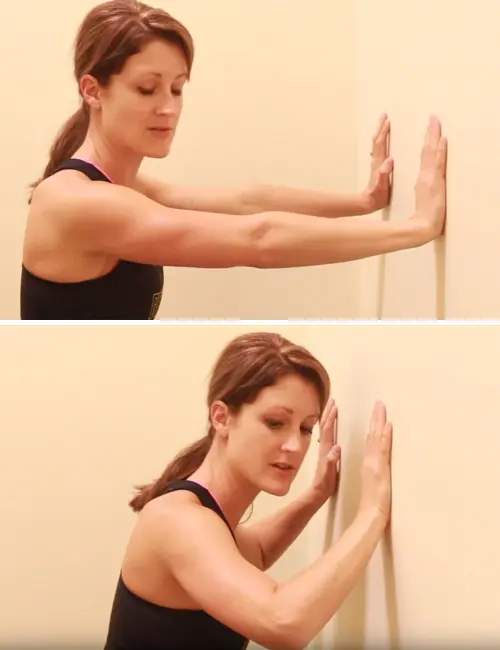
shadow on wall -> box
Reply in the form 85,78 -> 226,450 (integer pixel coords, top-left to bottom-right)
334,413 -> 368,649
382,524 -> 401,649
434,235 -> 446,320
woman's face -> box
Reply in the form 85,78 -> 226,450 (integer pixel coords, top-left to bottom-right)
82,38 -> 189,160
213,374 -> 322,496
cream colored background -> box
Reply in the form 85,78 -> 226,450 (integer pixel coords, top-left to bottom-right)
356,0 -> 500,320
1,324 -> 499,648
2,0 -> 498,320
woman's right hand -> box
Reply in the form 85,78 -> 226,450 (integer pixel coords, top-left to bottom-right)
412,115 -> 448,241
358,401 -> 393,527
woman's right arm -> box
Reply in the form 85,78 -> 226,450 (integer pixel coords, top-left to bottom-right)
150,402 -> 392,650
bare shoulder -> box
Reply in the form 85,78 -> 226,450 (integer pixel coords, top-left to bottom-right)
29,171 -> 166,255
30,170 -> 98,213
24,172 -> 109,262
140,492 -> 265,571
32,171 -> 138,223
140,491 -> 237,551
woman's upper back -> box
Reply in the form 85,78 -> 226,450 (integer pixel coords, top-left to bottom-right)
21,159 -> 164,320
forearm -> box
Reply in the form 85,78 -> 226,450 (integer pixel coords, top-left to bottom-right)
271,508 -> 386,648
247,184 -> 371,218
256,211 -> 430,268
249,490 -> 326,570
140,175 -> 372,218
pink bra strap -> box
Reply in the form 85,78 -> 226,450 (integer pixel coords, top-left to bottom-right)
75,158 -> 114,183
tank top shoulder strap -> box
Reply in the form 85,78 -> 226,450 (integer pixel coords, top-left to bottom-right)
163,479 -> 236,541
54,158 -> 112,183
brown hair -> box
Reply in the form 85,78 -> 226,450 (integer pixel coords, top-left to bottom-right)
30,0 -> 194,195
129,332 -> 331,512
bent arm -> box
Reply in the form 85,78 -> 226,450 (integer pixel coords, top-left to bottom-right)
156,503 -> 386,650
238,488 -> 327,571
56,183 -> 430,270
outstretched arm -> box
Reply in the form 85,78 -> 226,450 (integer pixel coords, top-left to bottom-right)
135,114 -> 393,219
135,176 -> 376,218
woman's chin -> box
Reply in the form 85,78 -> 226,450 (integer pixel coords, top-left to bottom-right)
260,471 -> 295,496
143,144 -> 172,159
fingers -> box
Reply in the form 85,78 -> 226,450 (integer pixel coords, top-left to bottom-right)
372,112 -> 389,141
379,157 -> 394,176
381,421 -> 393,459
319,397 -> 337,447
319,396 -> 334,429
369,400 -> 386,436
327,444 -> 341,462
421,115 -> 443,167
333,400 -> 338,446
327,444 -> 342,482
372,113 -> 390,158
372,404 -> 392,463
425,115 -> 442,147
436,136 -> 448,177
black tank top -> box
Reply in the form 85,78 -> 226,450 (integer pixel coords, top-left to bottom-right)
20,159 -> 164,320
104,480 -> 249,650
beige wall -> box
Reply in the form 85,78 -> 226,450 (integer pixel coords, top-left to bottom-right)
357,0 -> 500,319
1,0 -> 359,320
1,324 -> 499,648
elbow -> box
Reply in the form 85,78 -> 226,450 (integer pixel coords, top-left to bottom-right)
265,626 -> 308,650
263,608 -> 309,650
245,212 -> 278,269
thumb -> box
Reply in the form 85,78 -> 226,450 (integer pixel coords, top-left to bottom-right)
380,157 -> 394,175
327,445 -> 341,461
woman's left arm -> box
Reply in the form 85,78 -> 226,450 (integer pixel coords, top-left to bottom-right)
238,487 -> 329,571
238,398 -> 342,571
135,114 -> 392,219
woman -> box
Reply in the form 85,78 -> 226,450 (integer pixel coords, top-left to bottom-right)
21,0 -> 447,319
104,331 -> 393,650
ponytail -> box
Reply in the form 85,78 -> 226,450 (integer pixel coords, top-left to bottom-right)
129,435 -> 213,512
29,104 -> 90,199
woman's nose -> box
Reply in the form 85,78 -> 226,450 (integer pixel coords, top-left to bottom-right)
281,432 -> 302,452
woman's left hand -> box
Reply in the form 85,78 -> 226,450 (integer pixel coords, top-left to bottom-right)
311,397 -> 342,502
363,113 -> 394,213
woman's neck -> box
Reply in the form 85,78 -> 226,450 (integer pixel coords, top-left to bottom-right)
189,451 -> 259,530
74,129 -> 143,187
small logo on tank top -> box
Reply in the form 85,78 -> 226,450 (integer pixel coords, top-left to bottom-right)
149,291 -> 162,319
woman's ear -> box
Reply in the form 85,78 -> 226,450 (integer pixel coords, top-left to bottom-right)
210,400 -> 231,439
80,74 -> 102,111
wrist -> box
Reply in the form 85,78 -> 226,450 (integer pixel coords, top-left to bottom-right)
303,486 -> 330,511
356,505 -> 388,534
390,217 -> 432,249
358,190 -> 377,215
